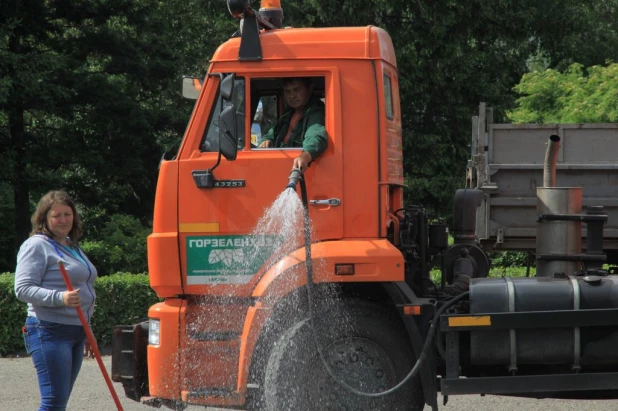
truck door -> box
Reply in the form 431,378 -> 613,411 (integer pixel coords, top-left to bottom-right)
177,73 -> 343,289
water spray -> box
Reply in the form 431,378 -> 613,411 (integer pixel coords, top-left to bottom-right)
290,173 -> 467,405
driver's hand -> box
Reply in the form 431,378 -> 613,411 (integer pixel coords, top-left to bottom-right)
293,151 -> 313,173
259,140 -> 272,148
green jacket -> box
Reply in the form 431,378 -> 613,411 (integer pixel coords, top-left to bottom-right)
262,96 -> 327,159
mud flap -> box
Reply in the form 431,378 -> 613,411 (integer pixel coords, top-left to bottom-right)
385,282 -> 439,410
111,322 -> 150,402
403,314 -> 439,411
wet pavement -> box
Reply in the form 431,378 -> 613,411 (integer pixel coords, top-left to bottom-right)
2,354 -> 618,410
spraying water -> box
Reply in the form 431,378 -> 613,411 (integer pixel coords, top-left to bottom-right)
181,187 -> 310,398
261,176 -> 436,411
251,188 -> 305,262
245,179 -> 396,409
185,178 -> 419,410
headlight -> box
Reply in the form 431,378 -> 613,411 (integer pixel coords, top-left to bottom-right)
149,319 -> 160,346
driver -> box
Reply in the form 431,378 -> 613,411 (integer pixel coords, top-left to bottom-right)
258,77 -> 327,171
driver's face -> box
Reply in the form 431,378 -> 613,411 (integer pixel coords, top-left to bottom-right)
283,80 -> 312,111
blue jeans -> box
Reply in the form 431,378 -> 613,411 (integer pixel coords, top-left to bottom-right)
23,316 -> 86,411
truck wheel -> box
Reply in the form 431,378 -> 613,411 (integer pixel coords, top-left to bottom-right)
263,300 -> 424,411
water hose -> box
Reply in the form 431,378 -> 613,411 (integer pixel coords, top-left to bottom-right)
58,261 -> 124,411
289,172 -> 469,402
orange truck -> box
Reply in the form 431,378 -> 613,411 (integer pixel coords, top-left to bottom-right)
112,1 -> 618,410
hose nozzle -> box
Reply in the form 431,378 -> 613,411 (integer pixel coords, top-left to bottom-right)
286,168 -> 303,189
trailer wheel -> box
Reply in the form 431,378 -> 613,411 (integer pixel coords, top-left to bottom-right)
263,300 -> 424,411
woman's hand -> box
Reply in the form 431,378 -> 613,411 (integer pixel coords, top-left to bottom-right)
62,289 -> 81,307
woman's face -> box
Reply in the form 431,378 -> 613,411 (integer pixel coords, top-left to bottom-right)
47,204 -> 74,240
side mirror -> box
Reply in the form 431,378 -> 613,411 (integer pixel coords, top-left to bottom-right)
220,74 -> 235,101
182,76 -> 203,100
218,103 -> 238,160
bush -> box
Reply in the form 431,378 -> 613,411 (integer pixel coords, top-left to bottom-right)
490,251 -> 533,268
0,273 -> 24,356
91,273 -> 161,347
0,272 -> 160,356
80,214 -> 150,276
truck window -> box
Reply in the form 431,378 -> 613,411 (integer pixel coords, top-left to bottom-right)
251,95 -> 278,146
250,76 -> 325,149
200,77 -> 246,152
383,74 -> 394,120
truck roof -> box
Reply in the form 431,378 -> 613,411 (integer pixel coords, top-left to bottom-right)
212,25 -> 398,68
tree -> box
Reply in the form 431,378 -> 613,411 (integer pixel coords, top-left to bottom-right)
299,0 -> 618,217
2,0 -> 618,272
0,0 -> 158,253
508,62 -> 618,124
0,0 -> 235,270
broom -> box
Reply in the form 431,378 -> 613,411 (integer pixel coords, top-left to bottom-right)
58,261 -> 124,411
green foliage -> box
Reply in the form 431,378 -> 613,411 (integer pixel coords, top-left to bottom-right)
490,251 -> 532,268
430,265 -> 535,283
2,0 -> 618,270
509,62 -> 618,123
80,214 -> 150,276
90,273 -> 161,347
0,0 -> 235,270
299,0 -> 618,218
488,266 -> 536,278
0,273 -> 24,356
0,183 -> 16,271
0,272 -> 160,356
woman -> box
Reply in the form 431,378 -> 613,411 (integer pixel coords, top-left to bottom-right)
14,190 -> 97,411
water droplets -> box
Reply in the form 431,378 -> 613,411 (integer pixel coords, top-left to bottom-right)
252,188 -> 305,260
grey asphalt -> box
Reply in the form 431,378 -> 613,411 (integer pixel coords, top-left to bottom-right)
1,354 -> 617,410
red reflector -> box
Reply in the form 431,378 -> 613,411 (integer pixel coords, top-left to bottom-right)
335,264 -> 355,276
403,305 -> 422,316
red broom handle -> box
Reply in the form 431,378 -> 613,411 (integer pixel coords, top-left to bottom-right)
58,261 -> 124,411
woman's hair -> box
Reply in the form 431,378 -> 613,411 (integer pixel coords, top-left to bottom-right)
30,190 -> 83,243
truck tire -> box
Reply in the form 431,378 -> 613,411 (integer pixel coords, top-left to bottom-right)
263,300 -> 424,411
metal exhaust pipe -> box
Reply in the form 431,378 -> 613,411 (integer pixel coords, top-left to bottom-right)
543,134 -> 561,188
537,134 -> 582,277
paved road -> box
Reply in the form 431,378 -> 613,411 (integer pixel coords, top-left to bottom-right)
2,354 -> 618,410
